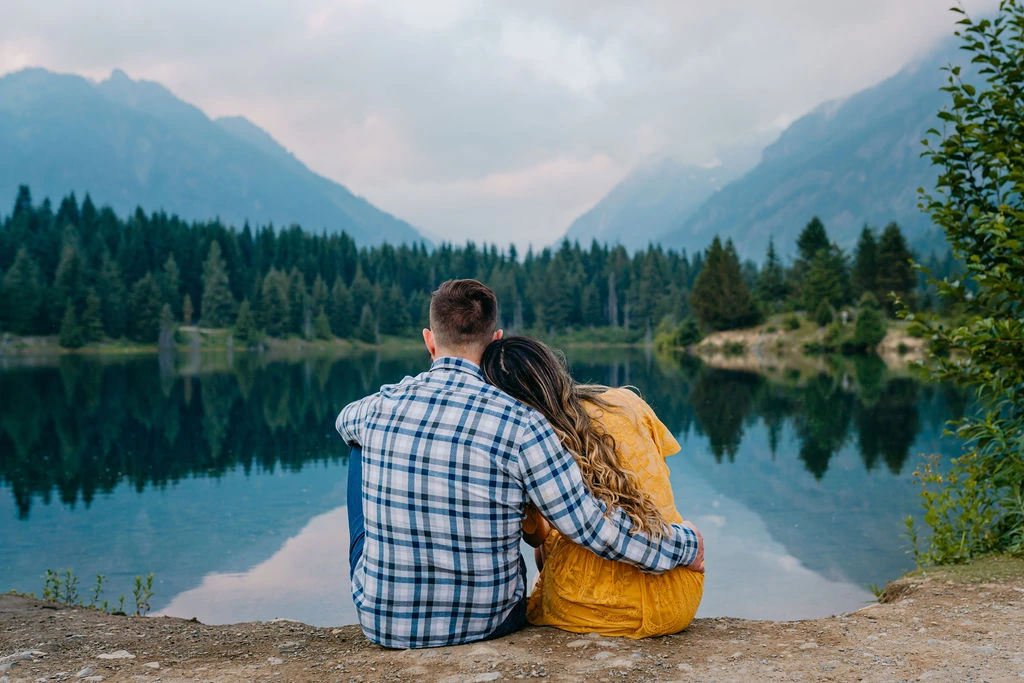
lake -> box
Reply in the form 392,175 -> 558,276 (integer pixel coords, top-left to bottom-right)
0,349 -> 968,626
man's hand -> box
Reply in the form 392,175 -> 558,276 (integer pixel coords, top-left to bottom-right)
682,521 -> 704,574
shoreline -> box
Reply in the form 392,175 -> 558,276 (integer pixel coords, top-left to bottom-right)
2,557 -> 1022,681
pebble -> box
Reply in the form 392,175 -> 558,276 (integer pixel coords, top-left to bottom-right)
75,667 -> 94,678
799,642 -> 818,650
83,677 -> 103,682
267,657 -> 284,665
470,674 -> 502,682
143,662 -> 160,669
96,650 -> 134,660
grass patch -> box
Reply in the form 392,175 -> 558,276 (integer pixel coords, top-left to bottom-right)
904,554 -> 1024,584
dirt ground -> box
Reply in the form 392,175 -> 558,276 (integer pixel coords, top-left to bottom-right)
2,558 -> 1022,682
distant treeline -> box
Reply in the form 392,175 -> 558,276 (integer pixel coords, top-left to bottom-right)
0,186 -> 958,346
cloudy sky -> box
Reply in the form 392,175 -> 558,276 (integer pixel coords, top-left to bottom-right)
0,0 -> 999,247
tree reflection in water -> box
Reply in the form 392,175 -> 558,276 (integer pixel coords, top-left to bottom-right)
0,350 -> 967,519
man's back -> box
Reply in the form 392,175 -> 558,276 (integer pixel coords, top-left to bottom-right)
338,357 -> 535,648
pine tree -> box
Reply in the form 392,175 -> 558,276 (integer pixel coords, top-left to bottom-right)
81,288 -> 104,342
313,311 -> 332,340
58,301 -> 84,348
356,303 -> 377,344
182,294 -> 194,326
260,268 -> 290,337
128,273 -> 163,343
287,267 -> 308,336
310,274 -> 329,318
329,277 -> 355,338
802,247 -> 846,312
160,255 -> 181,317
796,216 -> 830,263
199,241 -> 236,328
3,248 -> 41,334
233,299 -> 260,348
875,222 -> 915,316
853,226 -> 879,297
689,237 -> 761,331
378,283 -> 410,335
755,237 -> 788,309
96,251 -> 127,338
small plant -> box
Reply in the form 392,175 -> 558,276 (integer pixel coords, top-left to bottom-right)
765,325 -> 778,334
116,594 -> 126,615
783,315 -> 801,331
867,583 -> 883,599
133,573 -> 154,616
61,568 -> 79,605
43,569 -> 60,601
89,574 -> 106,609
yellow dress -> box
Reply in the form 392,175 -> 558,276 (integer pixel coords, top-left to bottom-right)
523,387 -> 704,638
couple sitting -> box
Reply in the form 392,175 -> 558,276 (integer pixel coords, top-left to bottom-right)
337,279 -> 704,649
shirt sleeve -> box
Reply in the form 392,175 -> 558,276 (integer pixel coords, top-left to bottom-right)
515,411 -> 699,573
335,393 -> 379,446
640,398 -> 681,459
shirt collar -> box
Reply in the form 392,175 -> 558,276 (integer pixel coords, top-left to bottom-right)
430,356 -> 485,380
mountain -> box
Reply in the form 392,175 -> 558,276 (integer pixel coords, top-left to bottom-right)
0,68 -> 426,246
657,40 -> 963,261
561,158 -> 742,250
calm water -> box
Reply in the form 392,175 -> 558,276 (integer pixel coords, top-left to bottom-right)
0,350 -> 968,625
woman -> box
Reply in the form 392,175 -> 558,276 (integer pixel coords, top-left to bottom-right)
480,336 -> 703,638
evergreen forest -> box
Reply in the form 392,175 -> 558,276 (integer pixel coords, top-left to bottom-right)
0,186 -> 955,348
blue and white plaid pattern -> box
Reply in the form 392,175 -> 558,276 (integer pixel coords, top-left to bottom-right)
337,357 -> 699,649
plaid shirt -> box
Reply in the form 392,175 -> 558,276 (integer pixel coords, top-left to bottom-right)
336,357 -> 699,648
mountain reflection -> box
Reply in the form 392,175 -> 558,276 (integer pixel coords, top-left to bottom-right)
0,350 -> 967,518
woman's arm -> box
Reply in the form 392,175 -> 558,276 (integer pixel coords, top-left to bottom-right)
521,504 -> 551,547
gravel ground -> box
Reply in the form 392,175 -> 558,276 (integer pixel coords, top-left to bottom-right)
2,559 -> 1022,682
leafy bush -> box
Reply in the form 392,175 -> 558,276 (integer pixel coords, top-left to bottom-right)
906,1 -> 1024,563
783,315 -> 802,331
814,300 -> 833,327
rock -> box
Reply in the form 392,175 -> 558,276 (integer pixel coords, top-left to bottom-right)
83,677 -> 103,682
267,657 -> 284,665
566,640 -> 591,649
96,650 -> 134,660
0,651 -> 46,664
143,662 -> 160,669
677,662 -> 694,671
799,642 -> 819,650
75,667 -> 94,678
470,674 -> 502,682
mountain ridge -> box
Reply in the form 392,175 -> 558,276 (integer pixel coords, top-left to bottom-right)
0,67 -> 426,246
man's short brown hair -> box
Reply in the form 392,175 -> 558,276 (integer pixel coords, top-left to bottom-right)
429,279 -> 498,349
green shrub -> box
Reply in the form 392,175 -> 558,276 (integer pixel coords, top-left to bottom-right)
814,300 -> 833,327
784,315 -> 801,331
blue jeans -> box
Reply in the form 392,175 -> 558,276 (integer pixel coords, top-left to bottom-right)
345,446 -> 527,640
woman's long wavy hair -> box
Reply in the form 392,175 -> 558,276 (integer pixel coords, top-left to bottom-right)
481,336 -> 667,538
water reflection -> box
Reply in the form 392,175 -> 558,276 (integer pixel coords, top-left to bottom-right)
0,350 -> 970,623
0,352 -> 969,518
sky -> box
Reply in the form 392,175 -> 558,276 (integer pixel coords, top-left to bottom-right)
0,0 -> 1000,248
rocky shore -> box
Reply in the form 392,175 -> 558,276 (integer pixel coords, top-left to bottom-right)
2,559 -> 1022,682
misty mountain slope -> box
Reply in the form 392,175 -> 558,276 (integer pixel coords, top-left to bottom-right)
657,40 -> 963,261
0,68 -> 425,246
562,158 -> 747,250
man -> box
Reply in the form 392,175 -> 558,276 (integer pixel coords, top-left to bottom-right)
337,279 -> 703,649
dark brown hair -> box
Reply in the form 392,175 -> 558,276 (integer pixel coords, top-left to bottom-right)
481,336 -> 667,537
429,279 -> 498,350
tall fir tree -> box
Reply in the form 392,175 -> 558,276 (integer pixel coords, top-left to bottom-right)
81,288 -> 104,343
689,237 -> 761,331
58,300 -> 84,349
128,273 -> 164,343
199,241 -> 236,327
329,277 -> 355,338
875,222 -> 915,316
853,226 -> 879,297
3,248 -> 41,334
755,237 -> 788,309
